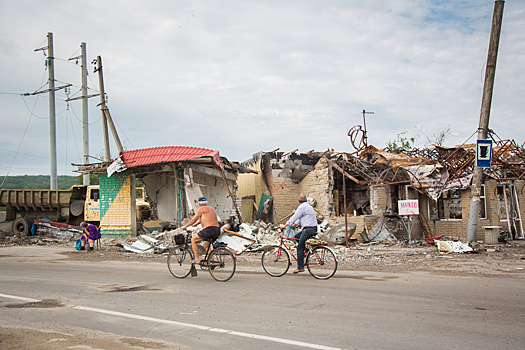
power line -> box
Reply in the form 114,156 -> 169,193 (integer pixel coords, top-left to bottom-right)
0,94 -> 38,188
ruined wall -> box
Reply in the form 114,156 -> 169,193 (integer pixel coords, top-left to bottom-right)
369,185 -> 425,240
192,170 -> 237,222
267,157 -> 307,222
420,181 -> 504,242
142,172 -> 178,222
370,185 -> 388,216
297,157 -> 333,216
142,168 -> 237,225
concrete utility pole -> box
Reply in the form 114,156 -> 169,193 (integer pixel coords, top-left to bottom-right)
34,33 -> 72,189
81,43 -> 89,185
47,33 -> 58,190
466,1 -> 505,242
96,56 -> 123,161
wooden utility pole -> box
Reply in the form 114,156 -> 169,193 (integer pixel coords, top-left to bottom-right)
466,1 -> 504,242
96,56 -> 123,161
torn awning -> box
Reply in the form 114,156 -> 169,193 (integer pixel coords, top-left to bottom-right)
121,146 -> 224,169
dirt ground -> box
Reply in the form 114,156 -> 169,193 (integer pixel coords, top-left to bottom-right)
1,229 -> 524,279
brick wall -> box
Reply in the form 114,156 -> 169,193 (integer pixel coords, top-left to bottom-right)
99,170 -> 132,239
417,180 -> 505,242
298,157 -> 333,215
269,156 -> 328,223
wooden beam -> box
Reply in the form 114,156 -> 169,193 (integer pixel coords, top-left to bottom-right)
325,157 -> 365,185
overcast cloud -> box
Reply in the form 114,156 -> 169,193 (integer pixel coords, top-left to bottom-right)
0,0 -> 523,177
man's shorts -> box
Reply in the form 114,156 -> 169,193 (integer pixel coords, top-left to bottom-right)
197,226 -> 221,241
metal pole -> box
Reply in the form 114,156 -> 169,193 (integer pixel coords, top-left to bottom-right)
81,42 -> 89,185
343,160 -> 348,247
96,56 -> 111,161
466,1 -> 504,242
361,110 -> 374,148
47,33 -> 57,190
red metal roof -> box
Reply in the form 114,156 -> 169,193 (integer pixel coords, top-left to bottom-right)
121,146 -> 224,168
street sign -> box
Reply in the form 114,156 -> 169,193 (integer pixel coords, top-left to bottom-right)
476,139 -> 493,168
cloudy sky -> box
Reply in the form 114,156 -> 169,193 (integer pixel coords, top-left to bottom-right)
0,0 -> 523,178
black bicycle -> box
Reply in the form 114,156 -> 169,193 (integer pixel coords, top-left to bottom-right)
167,232 -> 236,282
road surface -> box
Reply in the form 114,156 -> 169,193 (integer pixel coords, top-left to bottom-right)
0,246 -> 524,349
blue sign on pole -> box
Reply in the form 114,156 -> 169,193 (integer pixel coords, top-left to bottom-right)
476,139 -> 492,168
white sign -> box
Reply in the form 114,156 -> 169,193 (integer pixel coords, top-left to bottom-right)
398,200 -> 419,215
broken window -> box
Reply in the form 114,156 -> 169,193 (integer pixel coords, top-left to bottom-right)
90,188 -> 100,201
437,190 -> 462,220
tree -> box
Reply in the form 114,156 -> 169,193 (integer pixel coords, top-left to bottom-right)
74,174 -> 99,186
415,125 -> 452,148
386,131 -> 415,153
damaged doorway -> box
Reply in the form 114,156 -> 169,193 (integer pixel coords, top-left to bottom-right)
332,170 -> 370,217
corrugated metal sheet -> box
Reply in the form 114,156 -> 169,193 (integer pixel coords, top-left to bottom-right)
121,146 -> 223,168
236,153 -> 271,222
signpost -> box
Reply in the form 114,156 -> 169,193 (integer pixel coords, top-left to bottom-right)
399,200 -> 419,241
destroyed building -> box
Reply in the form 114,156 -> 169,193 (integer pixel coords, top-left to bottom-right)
237,139 -> 525,243
79,146 -> 243,238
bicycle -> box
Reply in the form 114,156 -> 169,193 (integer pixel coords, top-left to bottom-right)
167,232 -> 236,282
261,227 -> 337,279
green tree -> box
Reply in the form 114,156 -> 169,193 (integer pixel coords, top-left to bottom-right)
74,174 -> 100,186
0,175 -> 77,190
386,131 -> 415,153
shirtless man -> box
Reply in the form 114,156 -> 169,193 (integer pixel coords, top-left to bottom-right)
180,197 -> 220,264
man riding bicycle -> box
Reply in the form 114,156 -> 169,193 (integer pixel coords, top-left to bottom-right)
180,197 -> 220,265
279,194 -> 318,274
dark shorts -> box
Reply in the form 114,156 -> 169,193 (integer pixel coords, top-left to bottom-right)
197,226 -> 221,241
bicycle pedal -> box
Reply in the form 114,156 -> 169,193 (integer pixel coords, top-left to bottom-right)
190,265 -> 198,277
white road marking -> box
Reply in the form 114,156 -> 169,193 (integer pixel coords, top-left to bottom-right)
0,293 -> 39,302
0,293 -> 344,350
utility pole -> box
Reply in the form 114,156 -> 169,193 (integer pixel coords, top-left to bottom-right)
81,43 -> 89,185
67,43 -> 100,184
95,55 -> 123,161
33,33 -> 72,189
47,33 -> 58,190
96,56 -> 111,161
466,1 -> 504,242
362,109 -> 374,148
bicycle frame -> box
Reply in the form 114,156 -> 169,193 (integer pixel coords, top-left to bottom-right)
277,227 -> 324,267
168,232 -> 236,282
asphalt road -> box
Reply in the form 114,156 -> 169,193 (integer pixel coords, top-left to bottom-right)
0,246 -> 524,350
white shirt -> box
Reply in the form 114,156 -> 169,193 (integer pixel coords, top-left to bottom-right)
286,202 -> 317,228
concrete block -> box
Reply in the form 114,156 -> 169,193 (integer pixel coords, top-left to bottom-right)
0,221 -> 13,232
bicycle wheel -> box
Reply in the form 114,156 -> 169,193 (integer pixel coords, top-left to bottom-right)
208,247 -> 236,282
306,246 -> 337,280
261,245 -> 290,277
167,245 -> 193,278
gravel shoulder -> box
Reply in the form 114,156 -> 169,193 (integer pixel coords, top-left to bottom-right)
1,229 -> 524,279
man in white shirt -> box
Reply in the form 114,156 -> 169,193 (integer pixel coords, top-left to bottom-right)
280,194 -> 318,274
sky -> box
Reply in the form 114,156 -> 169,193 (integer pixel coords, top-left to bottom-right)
0,0 -> 524,178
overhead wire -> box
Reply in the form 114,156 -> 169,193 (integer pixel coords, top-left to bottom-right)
0,94 -> 39,188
